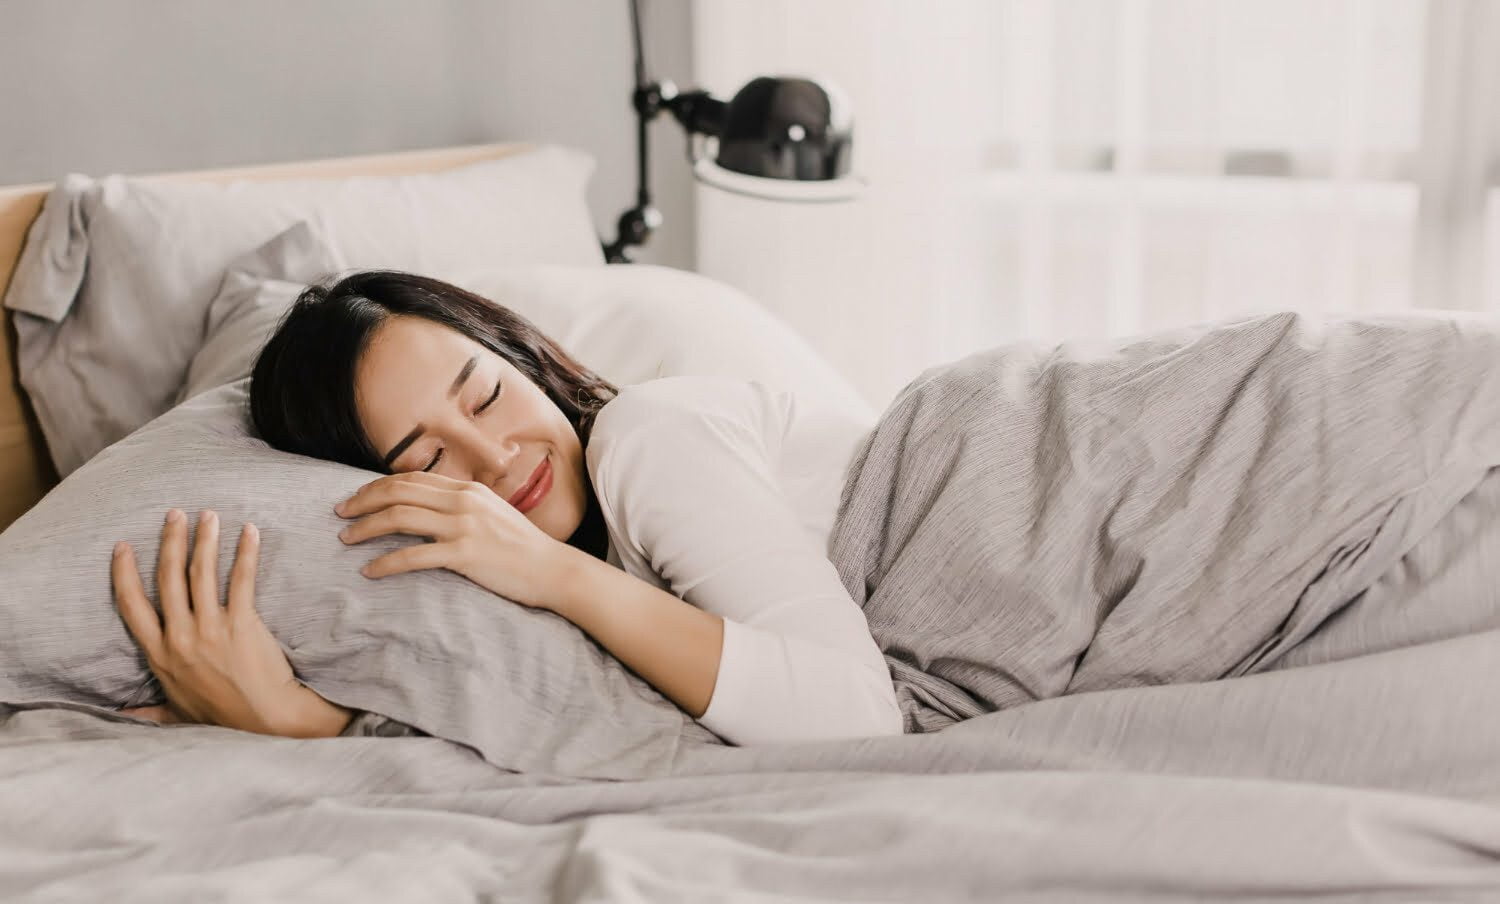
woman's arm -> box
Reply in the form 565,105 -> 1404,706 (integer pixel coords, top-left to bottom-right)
277,686 -> 356,738
552,546 -> 724,719
550,513 -> 901,745
580,378 -> 904,745
332,469 -> 728,721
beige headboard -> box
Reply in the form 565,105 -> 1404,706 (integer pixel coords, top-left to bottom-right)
0,142 -> 531,533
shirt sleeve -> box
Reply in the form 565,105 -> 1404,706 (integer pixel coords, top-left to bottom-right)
586,376 -> 904,746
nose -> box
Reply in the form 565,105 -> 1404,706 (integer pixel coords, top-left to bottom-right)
452,420 -> 521,490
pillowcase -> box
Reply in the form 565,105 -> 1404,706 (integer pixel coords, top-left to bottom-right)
177,221 -> 347,405
0,378 -> 723,780
446,263 -> 879,425
1,145 -> 603,478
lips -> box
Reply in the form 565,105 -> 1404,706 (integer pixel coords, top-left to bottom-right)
506,456 -> 549,507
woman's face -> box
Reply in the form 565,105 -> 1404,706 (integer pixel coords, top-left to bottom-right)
353,315 -> 587,543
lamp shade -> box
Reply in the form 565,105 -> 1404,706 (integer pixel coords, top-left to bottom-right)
696,75 -> 866,202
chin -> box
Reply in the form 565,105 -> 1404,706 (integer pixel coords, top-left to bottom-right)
539,511 -> 582,544
530,488 -> 581,542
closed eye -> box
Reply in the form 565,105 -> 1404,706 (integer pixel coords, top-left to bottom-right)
475,377 -> 502,414
419,378 -> 501,473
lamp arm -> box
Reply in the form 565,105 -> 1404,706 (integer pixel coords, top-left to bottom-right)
603,0 -> 663,264
600,81 -> 665,265
666,91 -> 728,138
601,0 -> 731,263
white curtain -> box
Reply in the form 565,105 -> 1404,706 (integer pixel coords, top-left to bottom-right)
690,0 -> 1500,413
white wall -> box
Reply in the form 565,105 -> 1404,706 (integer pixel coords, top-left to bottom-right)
0,0 -> 696,270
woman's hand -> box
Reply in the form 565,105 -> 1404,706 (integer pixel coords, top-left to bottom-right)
111,508 -> 346,737
335,471 -> 577,610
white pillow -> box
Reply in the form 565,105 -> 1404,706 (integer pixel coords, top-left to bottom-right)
2,145 -> 603,477
447,263 -> 878,424
183,224 -> 878,433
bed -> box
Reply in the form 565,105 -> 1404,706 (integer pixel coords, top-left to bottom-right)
3,144 -> 1500,903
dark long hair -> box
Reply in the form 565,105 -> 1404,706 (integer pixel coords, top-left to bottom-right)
249,270 -> 618,561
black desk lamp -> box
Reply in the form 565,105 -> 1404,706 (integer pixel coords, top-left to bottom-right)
602,0 -> 867,264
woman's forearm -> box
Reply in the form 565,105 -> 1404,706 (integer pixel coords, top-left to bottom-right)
273,685 -> 355,738
551,548 -> 724,719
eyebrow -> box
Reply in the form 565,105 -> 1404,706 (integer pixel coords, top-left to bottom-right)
381,355 -> 478,467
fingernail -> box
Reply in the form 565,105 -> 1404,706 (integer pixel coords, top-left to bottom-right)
245,523 -> 259,540
333,501 -> 346,516
200,509 -> 215,525
113,541 -> 127,557
166,509 -> 183,524
337,528 -> 350,542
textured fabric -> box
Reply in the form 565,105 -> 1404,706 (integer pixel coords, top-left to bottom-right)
177,221 -> 345,405
11,309 -> 1500,898
585,375 -> 901,745
1,145 -> 603,477
8,622 -> 1500,904
337,707 -> 428,739
828,308 -> 1500,732
0,380 -> 720,780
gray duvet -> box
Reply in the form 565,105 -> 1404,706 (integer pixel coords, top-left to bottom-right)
7,309 -> 1500,901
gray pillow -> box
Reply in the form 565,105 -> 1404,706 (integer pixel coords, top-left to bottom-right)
0,379 -> 721,779
176,221 -> 343,405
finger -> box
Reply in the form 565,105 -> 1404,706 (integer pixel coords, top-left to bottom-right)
336,477 -> 462,519
227,522 -> 261,622
190,510 -> 224,629
161,702 -> 195,724
337,472 -> 464,517
376,470 -> 468,489
362,541 -> 452,579
340,504 -> 453,545
137,704 -> 194,724
119,704 -> 181,723
118,704 -> 165,722
156,509 -> 193,626
112,541 -> 163,656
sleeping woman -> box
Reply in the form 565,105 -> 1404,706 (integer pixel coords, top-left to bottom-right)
108,271 -> 905,745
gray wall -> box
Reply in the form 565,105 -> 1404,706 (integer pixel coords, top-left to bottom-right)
0,0 -> 695,269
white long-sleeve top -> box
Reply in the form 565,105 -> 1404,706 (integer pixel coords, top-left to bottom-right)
585,375 -> 904,746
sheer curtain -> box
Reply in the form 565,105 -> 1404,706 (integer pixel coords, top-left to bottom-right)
690,0 -> 1500,412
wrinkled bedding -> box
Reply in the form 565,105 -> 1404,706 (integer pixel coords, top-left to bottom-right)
7,308 -> 1500,901
829,309 -> 1500,730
